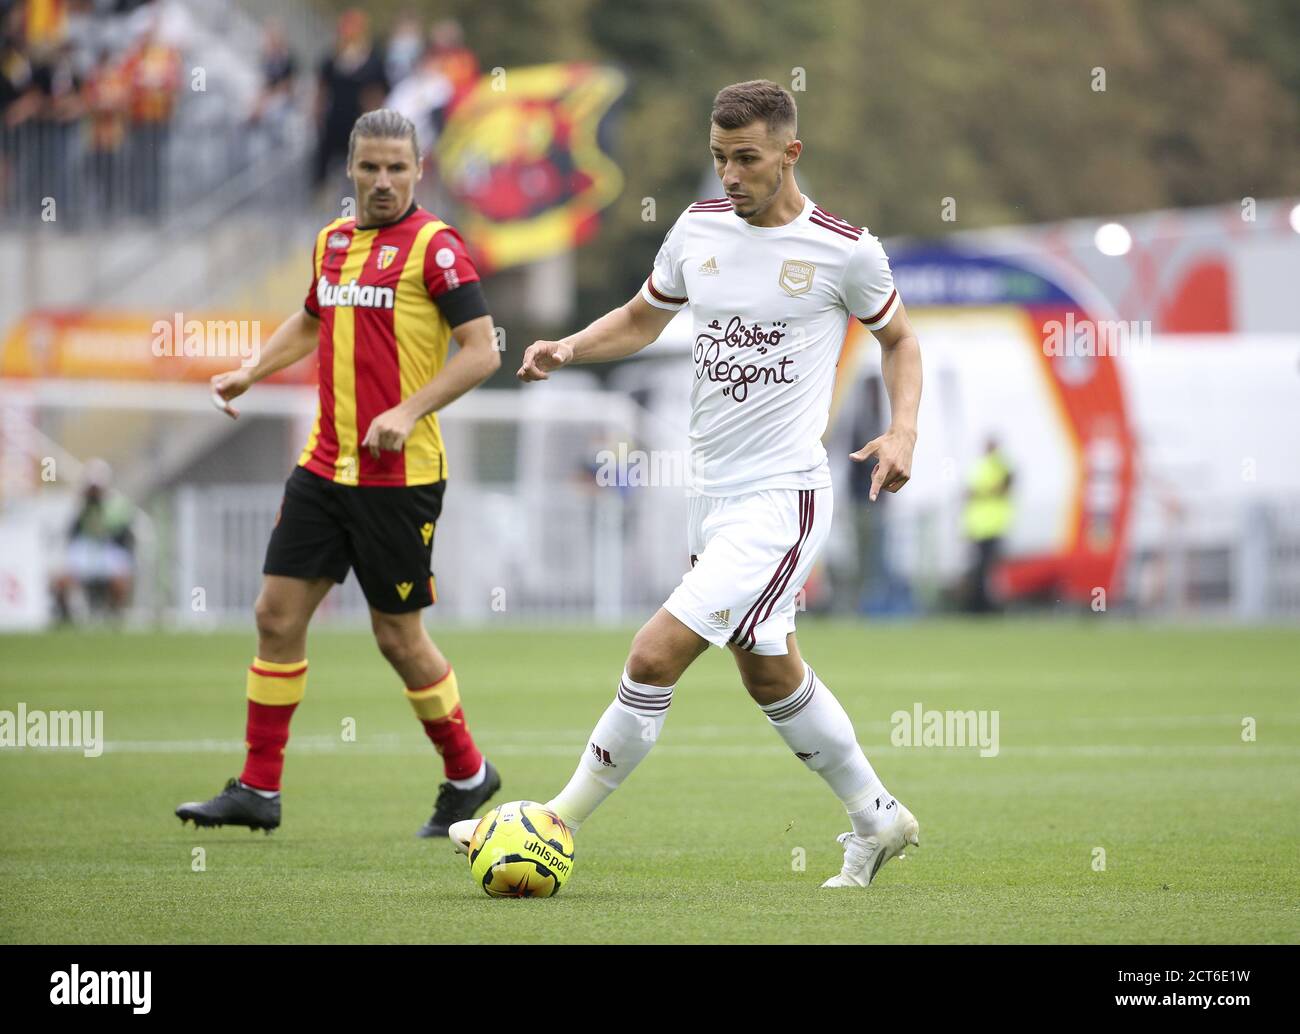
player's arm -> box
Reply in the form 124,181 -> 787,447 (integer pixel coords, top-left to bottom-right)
361,312 -> 501,457
852,302 -> 923,500
210,308 -> 320,419
517,292 -> 677,381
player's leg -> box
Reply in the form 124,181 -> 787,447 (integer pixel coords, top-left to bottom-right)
176,466 -> 349,831
731,484 -> 918,886
734,635 -> 918,887
729,633 -> 898,818
732,632 -> 898,821
368,606 -> 501,836
175,574 -> 333,831
543,607 -> 710,832
345,478 -> 500,836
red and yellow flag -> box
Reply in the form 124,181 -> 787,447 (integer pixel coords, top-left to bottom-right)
437,63 -> 626,273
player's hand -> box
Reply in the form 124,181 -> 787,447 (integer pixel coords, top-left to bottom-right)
361,406 -> 417,459
517,340 -> 573,382
210,369 -> 253,419
851,428 -> 916,501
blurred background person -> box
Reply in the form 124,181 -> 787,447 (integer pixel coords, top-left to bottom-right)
840,376 -> 906,616
312,7 -> 387,196
246,19 -> 297,161
0,16 -> 38,214
384,36 -> 453,208
426,18 -> 477,112
50,459 -> 136,625
383,8 -> 423,88
962,438 -> 1015,615
122,14 -> 180,218
81,44 -> 129,221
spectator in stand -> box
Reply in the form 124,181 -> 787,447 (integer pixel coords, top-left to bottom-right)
0,13 -> 35,213
62,0 -> 101,83
312,7 -> 387,194
248,18 -> 297,158
26,39 -> 85,223
385,39 -> 452,165
427,18 -> 478,112
122,15 -> 180,218
81,45 -> 129,219
21,0 -> 68,51
384,9 -> 422,88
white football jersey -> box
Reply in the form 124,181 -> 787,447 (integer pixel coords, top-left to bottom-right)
641,194 -> 900,496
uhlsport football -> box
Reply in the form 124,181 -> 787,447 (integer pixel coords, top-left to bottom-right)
467,800 -> 575,898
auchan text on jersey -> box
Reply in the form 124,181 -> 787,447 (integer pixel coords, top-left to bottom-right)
316,277 -> 396,309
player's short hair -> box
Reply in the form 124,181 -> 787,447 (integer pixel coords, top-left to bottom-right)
347,108 -> 421,166
711,80 -> 797,139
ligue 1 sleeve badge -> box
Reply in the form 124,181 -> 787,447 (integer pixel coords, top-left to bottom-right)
779,258 -> 816,297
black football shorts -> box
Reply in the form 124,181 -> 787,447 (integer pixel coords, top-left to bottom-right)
263,465 -> 446,613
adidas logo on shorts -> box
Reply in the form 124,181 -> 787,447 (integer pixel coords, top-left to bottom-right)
707,608 -> 731,628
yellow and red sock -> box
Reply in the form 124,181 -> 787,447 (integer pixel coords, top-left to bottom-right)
239,657 -> 306,791
405,667 -> 483,780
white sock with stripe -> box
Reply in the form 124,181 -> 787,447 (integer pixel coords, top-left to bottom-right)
760,663 -> 896,837
546,670 -> 674,831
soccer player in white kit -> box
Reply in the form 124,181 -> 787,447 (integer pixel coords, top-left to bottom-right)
453,80 -> 924,887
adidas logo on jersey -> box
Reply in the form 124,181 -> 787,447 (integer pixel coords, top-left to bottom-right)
698,256 -> 720,276
315,276 -> 396,310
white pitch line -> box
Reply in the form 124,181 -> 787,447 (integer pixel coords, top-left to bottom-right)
2,738 -> 1290,759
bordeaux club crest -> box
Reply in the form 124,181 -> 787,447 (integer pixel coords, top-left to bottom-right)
778,259 -> 816,297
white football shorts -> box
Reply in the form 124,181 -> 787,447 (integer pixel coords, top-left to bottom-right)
663,485 -> 832,655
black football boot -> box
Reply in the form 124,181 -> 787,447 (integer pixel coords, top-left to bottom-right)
176,778 -> 281,833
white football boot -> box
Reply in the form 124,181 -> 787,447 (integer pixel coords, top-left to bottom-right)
448,818 -> 478,855
820,801 -> 920,888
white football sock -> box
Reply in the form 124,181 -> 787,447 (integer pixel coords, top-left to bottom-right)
448,760 -> 486,790
759,663 -> 896,837
844,782 -> 898,838
239,781 -> 280,799
546,669 -> 674,831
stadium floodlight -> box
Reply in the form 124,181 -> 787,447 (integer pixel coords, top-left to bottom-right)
1093,222 -> 1132,256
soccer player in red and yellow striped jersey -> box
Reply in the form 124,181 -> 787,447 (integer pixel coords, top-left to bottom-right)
176,110 -> 503,838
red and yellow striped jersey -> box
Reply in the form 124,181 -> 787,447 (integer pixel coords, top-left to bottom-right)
300,204 -> 480,486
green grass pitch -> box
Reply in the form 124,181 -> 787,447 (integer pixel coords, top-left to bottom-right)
1,619 -> 1297,944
